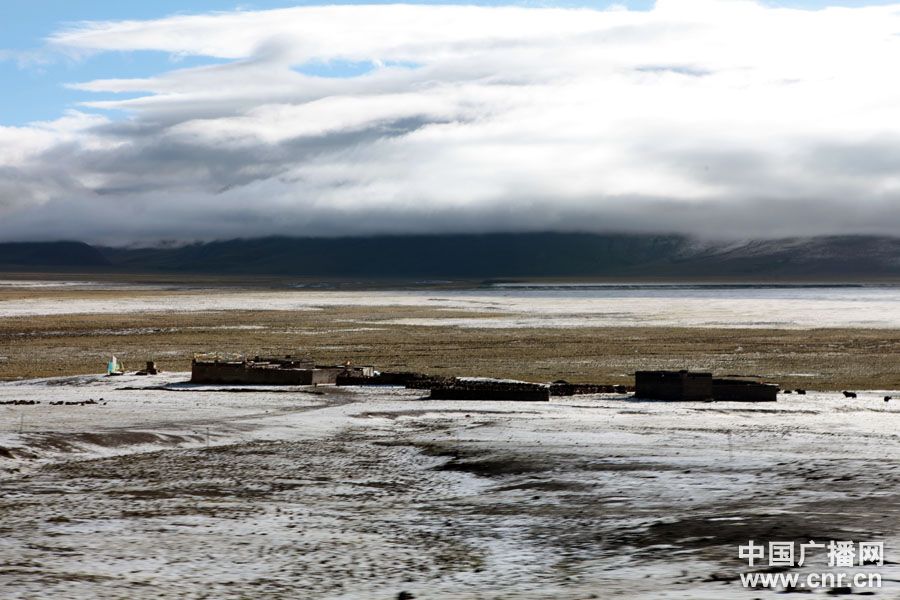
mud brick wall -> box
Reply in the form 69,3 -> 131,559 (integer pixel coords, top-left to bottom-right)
191,362 -> 252,384
712,379 -> 778,402
635,371 -> 713,401
191,362 -> 339,385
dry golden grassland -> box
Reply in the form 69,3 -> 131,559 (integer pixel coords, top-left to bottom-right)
1,293 -> 897,390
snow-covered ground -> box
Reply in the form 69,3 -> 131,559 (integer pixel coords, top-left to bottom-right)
3,284 -> 900,328
1,374 -> 897,598
0,279 -> 177,290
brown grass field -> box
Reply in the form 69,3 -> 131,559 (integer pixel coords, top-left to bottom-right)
1,286 -> 897,389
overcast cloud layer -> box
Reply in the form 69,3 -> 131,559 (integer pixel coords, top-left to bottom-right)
3,0 -> 900,245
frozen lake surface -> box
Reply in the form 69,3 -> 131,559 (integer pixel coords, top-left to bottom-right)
2,283 -> 900,329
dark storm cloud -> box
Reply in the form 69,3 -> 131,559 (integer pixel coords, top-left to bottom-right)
2,2 -> 900,244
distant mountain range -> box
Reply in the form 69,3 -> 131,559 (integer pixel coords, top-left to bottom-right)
0,241 -> 111,268
0,234 -> 898,280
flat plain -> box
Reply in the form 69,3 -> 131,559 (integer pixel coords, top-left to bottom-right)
1,276 -> 898,599
2,277 -> 899,390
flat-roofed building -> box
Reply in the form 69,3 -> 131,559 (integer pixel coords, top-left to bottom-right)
712,378 -> 778,402
635,370 -> 778,402
191,354 -> 373,385
635,370 -> 713,401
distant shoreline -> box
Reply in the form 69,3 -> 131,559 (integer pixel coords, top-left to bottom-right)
1,270 -> 900,290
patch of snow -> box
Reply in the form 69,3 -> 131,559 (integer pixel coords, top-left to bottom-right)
2,286 -> 898,328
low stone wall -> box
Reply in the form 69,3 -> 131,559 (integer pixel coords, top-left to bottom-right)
428,381 -> 550,402
550,383 -> 632,396
405,375 -> 452,390
336,371 -> 444,387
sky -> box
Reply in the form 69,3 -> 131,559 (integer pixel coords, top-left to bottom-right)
2,0 -> 900,245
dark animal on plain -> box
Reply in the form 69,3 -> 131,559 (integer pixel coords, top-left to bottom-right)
783,390 -> 792,394
842,391 -> 857,399
795,389 -> 806,395
886,396 -> 892,402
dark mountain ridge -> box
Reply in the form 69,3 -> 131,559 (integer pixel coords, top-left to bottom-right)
0,233 -> 897,280
0,241 -> 111,268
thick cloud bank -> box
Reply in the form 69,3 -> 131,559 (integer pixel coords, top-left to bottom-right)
3,0 -> 900,244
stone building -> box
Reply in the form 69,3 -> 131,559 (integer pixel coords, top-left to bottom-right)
635,370 -> 777,402
191,354 -> 373,385
635,370 -> 714,401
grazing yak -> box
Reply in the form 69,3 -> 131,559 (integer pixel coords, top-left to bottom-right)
842,391 -> 857,399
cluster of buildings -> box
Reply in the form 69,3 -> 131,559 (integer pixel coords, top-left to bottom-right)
190,353 -> 778,403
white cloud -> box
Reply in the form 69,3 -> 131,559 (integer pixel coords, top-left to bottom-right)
2,1 -> 900,243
